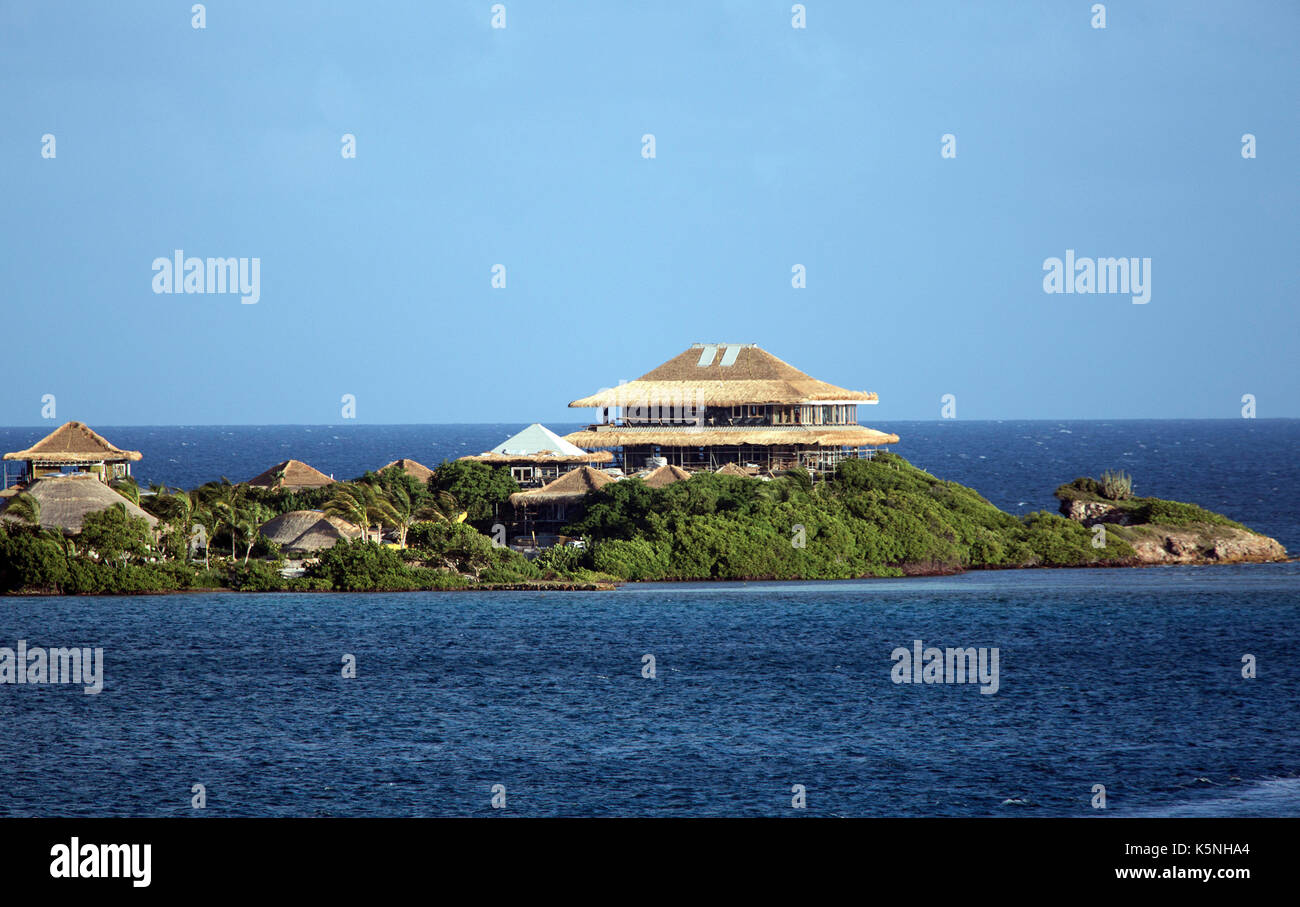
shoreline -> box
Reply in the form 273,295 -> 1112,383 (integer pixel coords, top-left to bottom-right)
6,556 -> 1293,597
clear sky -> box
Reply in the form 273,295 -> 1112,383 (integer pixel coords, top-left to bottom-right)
2,1 -> 1296,425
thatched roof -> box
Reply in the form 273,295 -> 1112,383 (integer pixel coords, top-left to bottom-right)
569,345 -> 879,408
715,462 -> 754,477
3,421 -> 142,463
245,459 -> 334,490
258,510 -> 361,551
508,466 -> 616,506
461,423 -> 614,464
259,510 -> 329,545
379,459 -> 435,483
562,426 -> 899,448
639,464 -> 692,488
0,474 -> 158,533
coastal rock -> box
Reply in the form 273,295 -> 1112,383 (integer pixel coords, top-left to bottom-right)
1126,527 -> 1287,566
1060,499 -> 1131,526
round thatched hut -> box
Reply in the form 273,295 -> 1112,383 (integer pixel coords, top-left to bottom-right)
245,459 -> 335,492
0,474 -> 158,534
258,510 -> 362,553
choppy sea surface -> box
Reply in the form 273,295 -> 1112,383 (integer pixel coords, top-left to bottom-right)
0,421 -> 1296,817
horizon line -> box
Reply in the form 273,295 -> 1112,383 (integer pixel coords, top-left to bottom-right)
1,417 -> 1297,430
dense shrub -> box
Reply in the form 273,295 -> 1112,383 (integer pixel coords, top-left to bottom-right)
1132,498 -> 1247,531
427,460 -> 517,525
0,530 -> 70,593
227,559 -> 288,591
561,453 -> 1143,581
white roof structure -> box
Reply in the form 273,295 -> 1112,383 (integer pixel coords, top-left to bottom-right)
491,423 -> 588,458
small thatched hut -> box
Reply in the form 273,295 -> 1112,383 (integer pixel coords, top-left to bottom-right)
245,459 -> 334,492
507,465 -> 616,532
258,510 -> 362,553
639,464 -> 692,488
3,421 -> 142,488
379,458 -> 435,484
0,474 -> 158,534
462,423 -> 612,487
714,462 -> 754,477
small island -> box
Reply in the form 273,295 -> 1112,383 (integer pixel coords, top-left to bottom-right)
0,440 -> 1286,594
0,345 -> 1288,595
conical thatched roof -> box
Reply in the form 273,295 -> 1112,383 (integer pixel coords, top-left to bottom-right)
379,459 -> 435,483
284,516 -> 362,551
640,464 -> 692,488
0,474 -> 158,533
568,345 -> 879,408
3,421 -> 142,463
461,423 -> 613,464
508,466 -> 616,505
258,510 -> 361,551
715,462 -> 754,477
245,459 -> 334,491
259,510 -> 329,545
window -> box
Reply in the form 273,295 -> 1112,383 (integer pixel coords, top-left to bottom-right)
748,405 -> 762,417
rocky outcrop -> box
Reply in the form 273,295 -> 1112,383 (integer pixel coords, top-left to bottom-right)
1060,499 -> 1132,526
1123,527 -> 1288,565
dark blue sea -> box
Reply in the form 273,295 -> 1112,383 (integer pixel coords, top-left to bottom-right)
0,420 -> 1297,817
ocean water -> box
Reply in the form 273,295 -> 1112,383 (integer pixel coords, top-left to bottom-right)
0,420 -> 1296,817
0,566 -> 1297,818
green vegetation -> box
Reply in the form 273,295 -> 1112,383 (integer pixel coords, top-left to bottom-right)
0,453 -> 1272,594
560,453 -> 1136,581
426,460 -> 518,526
0,459 -> 533,595
1100,469 -> 1133,501
1054,475 -> 1253,532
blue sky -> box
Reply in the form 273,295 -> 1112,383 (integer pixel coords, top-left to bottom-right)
2,1 -> 1296,425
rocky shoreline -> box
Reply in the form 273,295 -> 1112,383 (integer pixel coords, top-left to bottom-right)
1057,492 -> 1288,567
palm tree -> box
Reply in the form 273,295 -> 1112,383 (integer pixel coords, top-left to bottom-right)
3,492 -> 41,527
416,490 -> 463,524
375,484 -> 460,548
235,502 -> 272,565
326,483 -> 400,543
191,500 -> 222,569
383,484 -> 417,549
197,479 -> 240,559
111,476 -> 141,504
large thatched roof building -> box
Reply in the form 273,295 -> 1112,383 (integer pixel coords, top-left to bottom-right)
564,344 -> 899,472
245,459 -> 334,491
259,510 -> 362,552
0,474 -> 158,534
2,421 -> 142,488
461,423 -> 612,486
